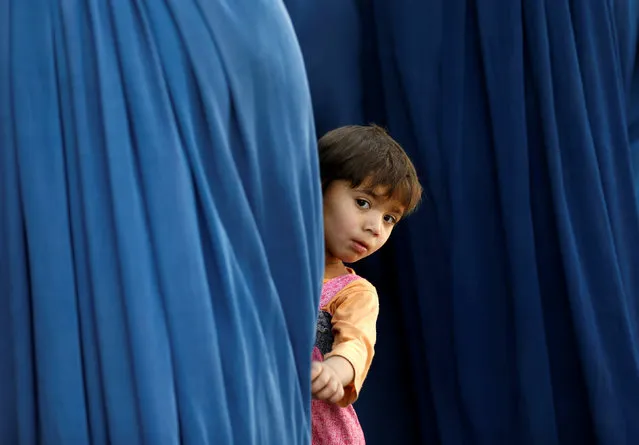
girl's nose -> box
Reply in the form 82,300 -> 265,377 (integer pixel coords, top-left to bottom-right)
365,216 -> 382,237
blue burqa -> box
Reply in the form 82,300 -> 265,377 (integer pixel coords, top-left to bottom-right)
1,1 -> 324,444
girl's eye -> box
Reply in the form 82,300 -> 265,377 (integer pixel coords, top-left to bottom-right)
356,199 -> 370,209
384,215 -> 398,224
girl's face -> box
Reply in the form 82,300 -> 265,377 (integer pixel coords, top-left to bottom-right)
323,179 -> 404,265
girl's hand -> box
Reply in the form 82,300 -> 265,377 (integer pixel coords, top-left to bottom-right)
311,361 -> 345,404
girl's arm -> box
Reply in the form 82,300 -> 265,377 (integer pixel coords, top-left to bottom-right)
323,279 -> 379,407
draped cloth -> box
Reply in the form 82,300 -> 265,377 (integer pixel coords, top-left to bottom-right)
286,0 -> 639,443
0,1 -> 324,443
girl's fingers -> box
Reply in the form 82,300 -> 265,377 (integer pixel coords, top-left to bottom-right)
328,385 -> 344,404
311,369 -> 331,394
315,377 -> 341,401
311,365 -> 344,403
311,362 -> 322,381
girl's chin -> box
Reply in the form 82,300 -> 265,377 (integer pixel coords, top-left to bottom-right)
328,247 -> 366,264
340,254 -> 363,264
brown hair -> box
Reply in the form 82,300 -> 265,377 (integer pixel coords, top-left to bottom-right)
318,125 -> 422,215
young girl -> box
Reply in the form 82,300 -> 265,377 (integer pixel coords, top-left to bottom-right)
311,125 -> 422,444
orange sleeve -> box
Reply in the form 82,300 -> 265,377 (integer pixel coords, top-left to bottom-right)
323,279 -> 379,407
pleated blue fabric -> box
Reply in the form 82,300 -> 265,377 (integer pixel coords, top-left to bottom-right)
1,1 -> 324,443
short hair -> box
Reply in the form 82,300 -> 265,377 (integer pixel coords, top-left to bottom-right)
318,124 -> 422,215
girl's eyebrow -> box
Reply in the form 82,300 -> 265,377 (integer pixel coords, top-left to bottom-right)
355,187 -> 384,198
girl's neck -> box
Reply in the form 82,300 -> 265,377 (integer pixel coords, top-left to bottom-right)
324,259 -> 350,279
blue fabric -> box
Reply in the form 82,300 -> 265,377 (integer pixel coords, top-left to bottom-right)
287,0 -> 639,444
0,1 -> 323,444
